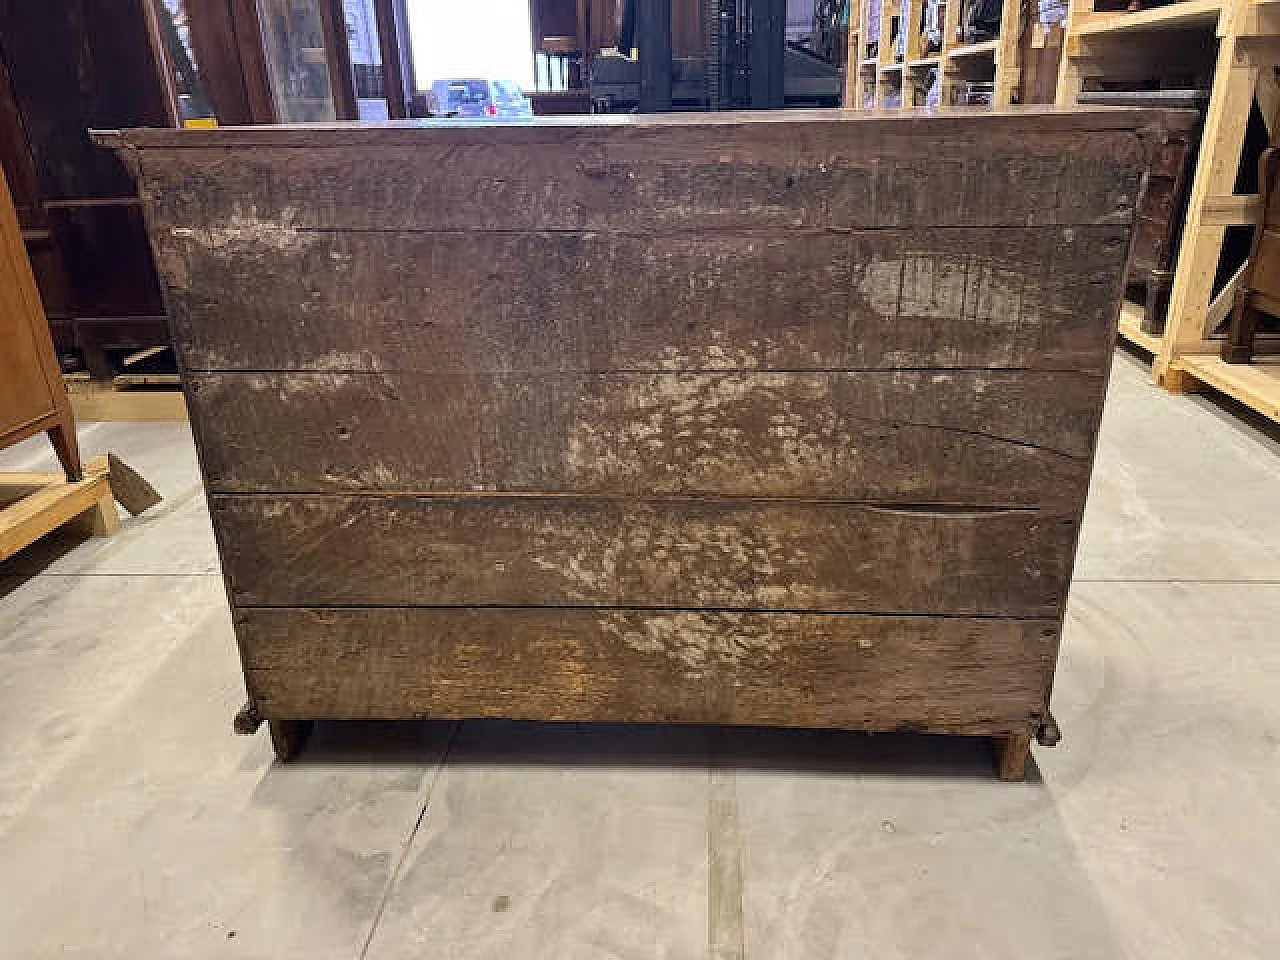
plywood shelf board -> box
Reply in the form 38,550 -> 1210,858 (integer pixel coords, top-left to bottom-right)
1071,0 -> 1221,38
949,40 -> 999,59
1176,354 -> 1280,422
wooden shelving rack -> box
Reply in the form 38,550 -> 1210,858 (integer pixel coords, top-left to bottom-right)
843,0 -> 1025,109
1057,0 -> 1280,425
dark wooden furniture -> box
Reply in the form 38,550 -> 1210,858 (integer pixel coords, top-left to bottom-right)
1223,147 -> 1280,364
172,0 -> 416,124
0,170 -> 80,479
0,1 -> 171,379
0,0 -> 417,380
103,108 -> 1187,778
1077,89 -> 1207,334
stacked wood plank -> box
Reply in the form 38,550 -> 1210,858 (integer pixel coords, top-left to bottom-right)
101,108 -> 1188,777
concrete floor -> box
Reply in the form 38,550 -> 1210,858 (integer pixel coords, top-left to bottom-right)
1,349 -> 1278,960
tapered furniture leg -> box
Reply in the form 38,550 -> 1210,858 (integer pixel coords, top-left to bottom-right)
46,422 -> 82,481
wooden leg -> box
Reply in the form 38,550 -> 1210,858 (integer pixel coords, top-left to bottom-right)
1222,296 -> 1261,364
992,733 -> 1032,782
268,719 -> 314,762
46,422 -> 82,482
81,343 -> 115,381
1158,365 -> 1202,394
1142,269 -> 1173,335
233,700 -> 263,735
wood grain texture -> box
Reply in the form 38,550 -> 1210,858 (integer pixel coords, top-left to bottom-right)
213,495 -> 1077,615
238,607 -> 1058,731
188,370 -> 1098,505
101,111 -> 1189,749
132,125 -> 1147,233
159,226 -> 1128,374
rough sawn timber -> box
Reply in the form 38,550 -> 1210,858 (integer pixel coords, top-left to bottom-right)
98,108 -> 1194,777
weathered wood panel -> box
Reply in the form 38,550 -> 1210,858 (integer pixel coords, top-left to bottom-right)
188,370 -> 1098,504
133,123 -> 1147,233
101,111 -> 1191,754
213,496 -> 1077,614
239,608 -> 1058,731
159,226 -> 1128,374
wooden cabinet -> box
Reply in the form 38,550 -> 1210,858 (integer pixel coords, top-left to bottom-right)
105,108 -> 1187,778
0,171 -> 80,479
0,0 -> 417,381
0,0 -> 170,380
152,0 -> 416,125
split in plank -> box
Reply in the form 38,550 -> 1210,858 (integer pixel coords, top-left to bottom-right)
214,494 -> 1078,615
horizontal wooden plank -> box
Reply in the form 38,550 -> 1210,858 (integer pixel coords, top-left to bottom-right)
136,126 -> 1147,234
161,227 -> 1127,373
239,607 -> 1057,733
213,496 -> 1077,615
188,370 -> 1098,505
100,106 -> 1193,150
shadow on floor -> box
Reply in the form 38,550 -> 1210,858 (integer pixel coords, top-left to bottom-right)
285,718 -> 1040,783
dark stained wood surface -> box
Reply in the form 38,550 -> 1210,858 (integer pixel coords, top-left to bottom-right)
103,111 -> 1189,754
188,370 -> 1098,504
0,0 -> 169,200
240,608 -> 1058,731
134,135 -> 1144,233
159,226 -> 1128,374
213,495 -> 1076,614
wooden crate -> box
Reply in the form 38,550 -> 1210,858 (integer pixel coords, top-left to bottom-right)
100,109 -> 1187,778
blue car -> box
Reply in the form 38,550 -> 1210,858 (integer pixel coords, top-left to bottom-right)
425,79 -> 534,119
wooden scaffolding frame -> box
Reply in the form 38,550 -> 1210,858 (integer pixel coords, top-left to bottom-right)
1058,0 -> 1280,424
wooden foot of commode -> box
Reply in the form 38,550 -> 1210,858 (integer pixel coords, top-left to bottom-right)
233,703 -> 313,761
992,733 -> 1033,781
268,720 -> 314,762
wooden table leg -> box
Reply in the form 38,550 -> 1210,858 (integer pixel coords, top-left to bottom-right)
992,732 -> 1032,782
46,421 -> 82,482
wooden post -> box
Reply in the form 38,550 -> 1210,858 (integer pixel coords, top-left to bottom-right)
1155,25 -> 1258,385
993,0 -> 1022,104
373,0 -> 414,118
319,0 -> 359,120
843,0 -> 861,106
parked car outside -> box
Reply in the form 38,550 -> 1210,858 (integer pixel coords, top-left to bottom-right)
425,79 -> 534,119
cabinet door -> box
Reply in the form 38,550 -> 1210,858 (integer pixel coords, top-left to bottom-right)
0,172 -> 61,447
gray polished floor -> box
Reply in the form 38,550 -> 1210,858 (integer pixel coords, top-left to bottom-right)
1,349 -> 1277,960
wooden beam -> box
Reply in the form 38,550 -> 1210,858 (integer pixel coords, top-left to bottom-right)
1156,40 -> 1260,379
1201,193 -> 1263,225
0,456 -> 118,562
318,0 -> 359,120
227,0 -> 277,123
373,0 -> 412,118
1205,261 -> 1249,335
138,0 -> 182,127
993,0 -> 1023,106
